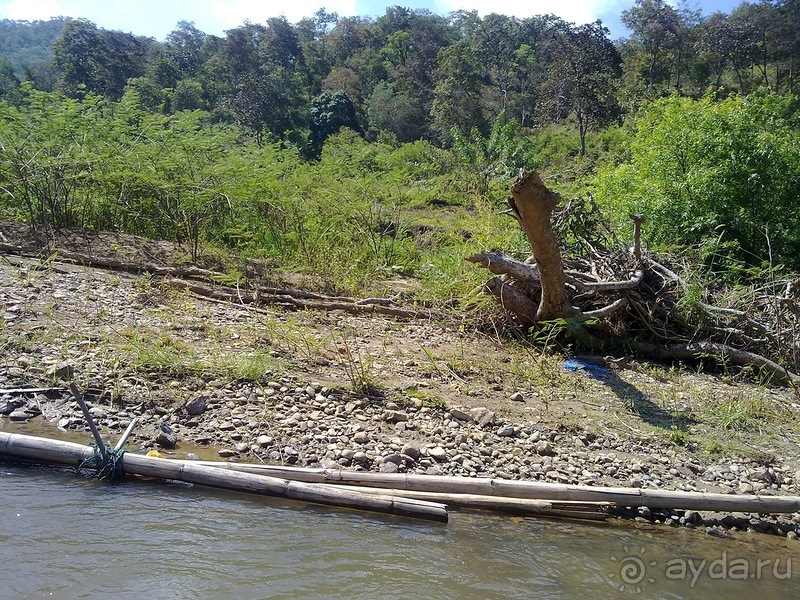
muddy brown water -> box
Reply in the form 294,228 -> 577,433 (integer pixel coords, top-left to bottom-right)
1,420 -> 798,599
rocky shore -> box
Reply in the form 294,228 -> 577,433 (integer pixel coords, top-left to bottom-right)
3,372 -> 800,538
2,230 -> 800,539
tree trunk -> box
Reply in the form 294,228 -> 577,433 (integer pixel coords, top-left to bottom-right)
508,171 -> 577,321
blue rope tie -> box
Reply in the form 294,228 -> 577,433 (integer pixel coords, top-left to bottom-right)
80,442 -> 125,481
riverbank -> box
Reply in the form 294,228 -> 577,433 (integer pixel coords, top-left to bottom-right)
2,223 -> 800,538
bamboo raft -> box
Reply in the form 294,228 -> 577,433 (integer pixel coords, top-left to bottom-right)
0,431 -> 611,522
185,461 -> 800,514
0,431 -> 448,523
4,429 -> 800,524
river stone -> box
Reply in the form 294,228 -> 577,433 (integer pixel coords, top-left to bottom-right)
47,363 -> 74,381
89,406 -> 106,419
218,448 -> 237,457
401,442 -> 421,460
509,392 -> 525,402
380,462 -> 399,473
429,446 -> 447,462
9,409 -> 30,421
469,407 -> 495,427
353,431 -> 369,444
284,446 -> 299,464
449,408 -> 471,422
155,428 -> 177,449
536,441 -> 555,456
185,396 -> 208,416
497,425 -> 516,438
0,400 -> 21,415
383,453 -> 403,466
256,435 -> 274,447
383,410 -> 408,424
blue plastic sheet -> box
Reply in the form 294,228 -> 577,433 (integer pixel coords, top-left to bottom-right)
563,358 -> 610,376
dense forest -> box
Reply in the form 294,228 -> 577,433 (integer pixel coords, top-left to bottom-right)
0,0 -> 799,298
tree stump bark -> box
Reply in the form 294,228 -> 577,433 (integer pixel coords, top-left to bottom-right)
508,171 -> 578,321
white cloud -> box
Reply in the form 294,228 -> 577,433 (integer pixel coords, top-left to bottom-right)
0,0 -> 71,21
206,0 -> 357,31
437,0 -> 626,24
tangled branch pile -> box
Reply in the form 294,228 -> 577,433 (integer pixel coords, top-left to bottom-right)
467,171 -> 800,388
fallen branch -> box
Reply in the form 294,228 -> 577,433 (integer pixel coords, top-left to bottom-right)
163,278 -> 440,320
634,341 -> 800,388
465,251 -> 541,284
567,270 -> 643,293
484,277 -> 538,324
575,297 -> 629,322
0,387 -> 63,395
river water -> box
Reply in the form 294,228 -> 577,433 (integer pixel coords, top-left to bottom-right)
1,427 -> 799,599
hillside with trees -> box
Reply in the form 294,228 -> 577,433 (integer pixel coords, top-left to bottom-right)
1,0 -> 799,382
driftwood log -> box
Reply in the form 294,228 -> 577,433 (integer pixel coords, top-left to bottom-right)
467,170 -> 800,388
0,244 -> 439,321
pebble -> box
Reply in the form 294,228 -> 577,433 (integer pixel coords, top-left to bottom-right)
497,425 -> 516,437
536,441 -> 555,456
428,447 -> 448,461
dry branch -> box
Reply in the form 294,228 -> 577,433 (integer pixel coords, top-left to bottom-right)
162,278 -> 439,320
465,251 -> 541,284
484,277 -> 538,324
466,171 -> 800,385
634,341 -> 800,388
0,242 -> 440,321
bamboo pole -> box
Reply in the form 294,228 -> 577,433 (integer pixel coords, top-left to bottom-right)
114,418 -> 137,452
331,484 -> 610,521
187,461 -> 800,515
0,432 -> 447,523
68,383 -> 105,459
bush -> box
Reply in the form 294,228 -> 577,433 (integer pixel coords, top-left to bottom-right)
593,90 -> 800,272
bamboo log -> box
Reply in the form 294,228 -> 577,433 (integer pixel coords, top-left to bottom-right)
187,461 -> 800,515
327,484 -> 610,521
0,433 -> 447,523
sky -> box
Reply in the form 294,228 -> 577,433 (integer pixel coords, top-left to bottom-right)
0,0 -> 747,41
